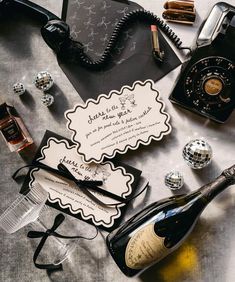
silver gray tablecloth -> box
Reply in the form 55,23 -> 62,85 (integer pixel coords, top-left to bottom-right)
0,1 -> 234,281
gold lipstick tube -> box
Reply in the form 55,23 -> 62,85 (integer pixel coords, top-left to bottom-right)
162,9 -> 196,24
151,25 -> 164,62
164,0 -> 195,12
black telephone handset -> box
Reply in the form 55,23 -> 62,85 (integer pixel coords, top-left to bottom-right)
0,0 -> 71,53
1,0 -> 189,69
170,2 -> 235,123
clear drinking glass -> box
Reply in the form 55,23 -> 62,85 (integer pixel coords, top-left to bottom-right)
0,183 -> 76,266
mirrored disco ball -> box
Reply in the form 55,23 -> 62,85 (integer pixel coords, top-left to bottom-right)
41,94 -> 54,107
34,71 -> 53,91
165,171 -> 184,190
183,139 -> 212,169
13,82 -> 25,96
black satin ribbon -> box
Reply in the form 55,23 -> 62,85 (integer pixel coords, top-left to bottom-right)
27,213 -> 98,270
13,162 -> 149,206
27,181 -> 149,270
12,162 -> 127,203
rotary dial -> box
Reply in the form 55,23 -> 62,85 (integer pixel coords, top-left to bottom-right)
184,56 -> 235,112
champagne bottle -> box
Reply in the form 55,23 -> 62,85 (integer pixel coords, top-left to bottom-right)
106,165 -> 235,277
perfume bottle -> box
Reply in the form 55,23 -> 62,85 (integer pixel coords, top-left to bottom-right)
0,102 -> 33,152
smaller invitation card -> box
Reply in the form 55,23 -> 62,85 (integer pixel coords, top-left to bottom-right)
65,80 -> 171,163
20,131 -> 141,231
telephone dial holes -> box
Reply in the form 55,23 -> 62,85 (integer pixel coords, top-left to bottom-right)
228,63 -> 235,70
183,56 -> 234,113
203,105 -> 211,111
216,58 -> 223,64
193,100 -> 200,106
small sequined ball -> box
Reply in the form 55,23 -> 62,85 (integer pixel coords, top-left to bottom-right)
13,82 -> 25,96
34,71 -> 53,92
183,139 -> 212,169
41,94 -> 54,107
165,171 -> 184,190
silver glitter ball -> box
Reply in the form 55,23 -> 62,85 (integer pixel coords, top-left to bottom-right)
34,71 -> 53,91
183,139 -> 212,169
41,94 -> 54,107
13,82 -> 25,96
165,171 -> 184,190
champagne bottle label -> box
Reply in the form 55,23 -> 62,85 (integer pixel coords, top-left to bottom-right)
125,224 -> 169,270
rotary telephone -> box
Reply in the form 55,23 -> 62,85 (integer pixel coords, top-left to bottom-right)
170,2 -> 235,123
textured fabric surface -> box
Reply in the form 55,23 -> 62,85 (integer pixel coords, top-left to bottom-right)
0,1 -> 235,282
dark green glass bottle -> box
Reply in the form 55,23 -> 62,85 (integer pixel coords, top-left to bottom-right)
106,165 -> 235,277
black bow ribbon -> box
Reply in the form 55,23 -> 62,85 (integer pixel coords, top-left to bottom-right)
13,162 -> 149,206
13,162 -> 127,204
28,213 -> 65,271
27,213 -> 98,270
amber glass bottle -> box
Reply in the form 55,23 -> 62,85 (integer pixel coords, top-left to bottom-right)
107,165 -> 235,277
0,103 -> 33,152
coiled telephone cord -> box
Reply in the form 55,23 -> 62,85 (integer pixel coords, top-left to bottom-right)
62,9 -> 191,69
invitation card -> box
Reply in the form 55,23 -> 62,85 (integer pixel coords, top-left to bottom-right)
66,80 -> 172,163
20,131 -> 142,231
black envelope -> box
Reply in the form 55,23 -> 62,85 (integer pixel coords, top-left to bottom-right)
20,130 -> 142,232
60,0 -> 181,101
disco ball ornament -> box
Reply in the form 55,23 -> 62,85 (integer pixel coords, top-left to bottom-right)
41,94 -> 54,107
183,139 -> 212,169
34,71 -> 53,92
13,82 -> 25,96
165,171 -> 184,190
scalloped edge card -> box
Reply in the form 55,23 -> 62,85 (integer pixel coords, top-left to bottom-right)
65,80 -> 171,163
20,131 -> 142,231
29,137 -> 134,229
